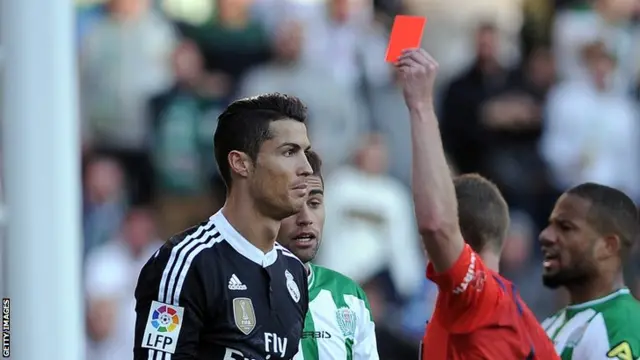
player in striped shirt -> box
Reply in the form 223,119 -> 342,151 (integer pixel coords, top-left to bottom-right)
539,183 -> 640,359
276,151 -> 379,360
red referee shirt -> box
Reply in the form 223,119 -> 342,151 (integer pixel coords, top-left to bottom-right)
421,244 -> 559,360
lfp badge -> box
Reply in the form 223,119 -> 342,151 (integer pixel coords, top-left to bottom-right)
142,301 -> 185,354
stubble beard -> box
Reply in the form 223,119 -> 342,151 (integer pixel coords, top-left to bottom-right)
542,266 -> 595,290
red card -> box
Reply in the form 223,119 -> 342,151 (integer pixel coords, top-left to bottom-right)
385,15 -> 427,63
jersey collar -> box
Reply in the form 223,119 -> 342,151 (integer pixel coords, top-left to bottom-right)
210,210 -> 278,268
566,288 -> 630,310
307,264 -> 315,290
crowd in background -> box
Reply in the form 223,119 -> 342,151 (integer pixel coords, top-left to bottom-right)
29,0 -> 640,358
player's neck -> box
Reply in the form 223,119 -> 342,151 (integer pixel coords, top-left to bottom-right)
220,191 -> 280,254
479,250 -> 500,272
567,274 -> 624,306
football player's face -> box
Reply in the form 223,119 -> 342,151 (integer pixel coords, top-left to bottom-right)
249,120 -> 312,219
539,194 -> 600,289
276,176 -> 325,263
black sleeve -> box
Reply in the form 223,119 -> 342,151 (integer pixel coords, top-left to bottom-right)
133,246 -> 208,359
300,269 -> 309,320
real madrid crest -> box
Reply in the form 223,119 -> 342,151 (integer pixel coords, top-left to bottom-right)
285,270 -> 300,303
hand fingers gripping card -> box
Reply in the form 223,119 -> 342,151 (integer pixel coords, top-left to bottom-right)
385,15 -> 427,63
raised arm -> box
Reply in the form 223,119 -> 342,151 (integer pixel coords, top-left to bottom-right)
396,48 -> 464,273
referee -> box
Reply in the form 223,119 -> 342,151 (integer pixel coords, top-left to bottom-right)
133,93 -> 313,359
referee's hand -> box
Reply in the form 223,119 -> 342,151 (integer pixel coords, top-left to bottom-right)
396,48 -> 439,110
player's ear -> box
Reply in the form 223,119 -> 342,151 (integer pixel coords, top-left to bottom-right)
228,150 -> 253,179
598,233 -> 620,260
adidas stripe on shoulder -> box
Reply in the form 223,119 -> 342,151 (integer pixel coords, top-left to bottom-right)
158,220 -> 223,305
275,243 -> 304,265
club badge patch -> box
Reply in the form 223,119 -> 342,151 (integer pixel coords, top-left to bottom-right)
285,270 -> 300,303
336,307 -> 357,340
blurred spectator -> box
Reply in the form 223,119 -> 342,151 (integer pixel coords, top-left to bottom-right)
406,0 -> 523,92
540,40 -> 640,201
553,0 -> 640,91
371,0 -> 405,26
178,0 -> 272,102
365,69 -> 412,185
251,0 -> 319,33
85,208 -> 162,360
440,23 -> 510,175
363,278 -> 421,360
148,40 -> 221,238
238,20 -> 367,172
315,133 -> 424,301
76,3 -> 107,47
555,0 -> 589,10
399,276 -> 438,341
299,0 -> 393,92
83,156 -> 127,256
480,45 -> 556,224
80,0 -> 178,205
520,0 -> 554,57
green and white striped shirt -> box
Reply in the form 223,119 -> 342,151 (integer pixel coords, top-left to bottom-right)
294,264 -> 379,360
542,288 -> 640,360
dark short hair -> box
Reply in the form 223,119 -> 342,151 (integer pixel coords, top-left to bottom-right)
213,93 -> 308,188
566,183 -> 639,259
305,150 -> 323,183
454,173 -> 510,253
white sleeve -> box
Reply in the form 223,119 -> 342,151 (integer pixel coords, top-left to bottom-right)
570,313 -> 615,360
345,294 -> 379,360
85,246 -> 127,300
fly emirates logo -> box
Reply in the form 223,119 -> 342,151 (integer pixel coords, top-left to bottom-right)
453,252 -> 476,295
223,332 -> 288,359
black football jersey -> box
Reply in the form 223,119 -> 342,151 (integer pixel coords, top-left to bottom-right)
133,211 -> 309,359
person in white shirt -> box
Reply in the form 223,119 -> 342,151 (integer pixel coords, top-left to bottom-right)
552,0 -> 640,92
540,40 -> 640,202
315,133 -> 424,299
85,208 -> 162,360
